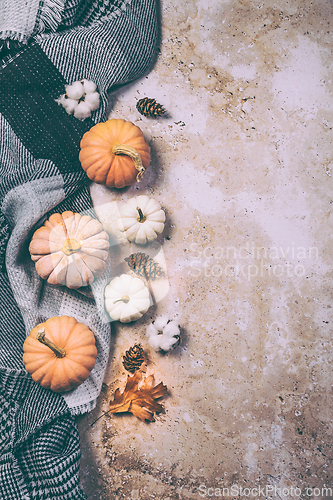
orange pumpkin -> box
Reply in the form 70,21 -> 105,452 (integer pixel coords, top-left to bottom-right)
23,316 -> 97,393
29,211 -> 110,289
79,118 -> 151,189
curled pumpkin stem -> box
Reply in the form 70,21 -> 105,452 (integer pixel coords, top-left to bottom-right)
113,295 -> 130,304
136,207 -> 146,223
36,329 -> 66,358
111,144 -> 145,181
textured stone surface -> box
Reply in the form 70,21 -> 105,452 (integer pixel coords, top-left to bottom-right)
77,0 -> 333,498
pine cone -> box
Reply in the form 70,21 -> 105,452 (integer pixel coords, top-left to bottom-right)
125,252 -> 166,280
122,344 -> 145,373
144,257 -> 166,279
136,97 -> 166,118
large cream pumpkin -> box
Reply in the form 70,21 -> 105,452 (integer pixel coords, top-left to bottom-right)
29,211 -> 110,289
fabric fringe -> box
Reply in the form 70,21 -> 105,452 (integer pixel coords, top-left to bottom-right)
0,39 -> 22,67
37,0 -> 66,33
0,31 -> 28,43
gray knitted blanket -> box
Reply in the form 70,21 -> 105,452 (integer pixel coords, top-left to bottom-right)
0,0 -> 157,497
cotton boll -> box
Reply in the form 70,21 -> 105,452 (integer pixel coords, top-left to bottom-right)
74,101 -> 92,120
81,79 -> 97,94
163,321 -> 180,338
84,91 -> 100,111
65,81 -> 84,100
62,98 -> 79,115
146,323 -> 158,338
148,335 -> 162,351
159,336 -> 178,351
55,94 -> 67,106
147,316 -> 181,351
154,315 -> 169,331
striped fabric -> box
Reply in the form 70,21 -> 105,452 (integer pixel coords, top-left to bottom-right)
0,0 -> 158,497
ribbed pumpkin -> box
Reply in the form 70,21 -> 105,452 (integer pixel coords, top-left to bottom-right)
23,316 -> 97,393
79,118 -> 151,189
29,211 -> 110,289
117,195 -> 165,245
104,273 -> 151,323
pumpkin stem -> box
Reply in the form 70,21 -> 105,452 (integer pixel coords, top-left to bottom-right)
36,329 -> 66,358
62,238 -> 82,256
90,410 -> 111,427
113,295 -> 130,304
111,144 -> 146,182
136,207 -> 146,223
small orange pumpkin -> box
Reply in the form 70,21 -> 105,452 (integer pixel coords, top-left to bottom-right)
79,118 -> 151,189
23,316 -> 97,393
29,210 -> 110,289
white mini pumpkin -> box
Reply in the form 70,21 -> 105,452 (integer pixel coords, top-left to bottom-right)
104,273 -> 150,323
117,195 -> 165,245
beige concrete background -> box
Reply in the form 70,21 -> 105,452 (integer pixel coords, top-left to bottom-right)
76,0 -> 333,498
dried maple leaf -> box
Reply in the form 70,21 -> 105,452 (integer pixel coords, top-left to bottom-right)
109,371 -> 168,422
